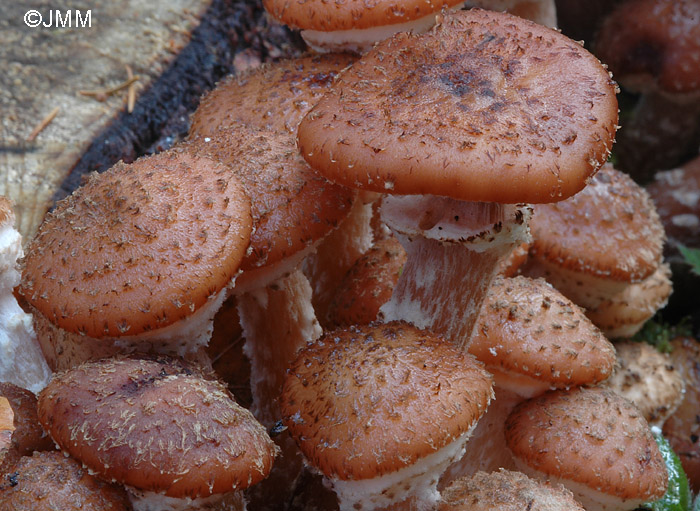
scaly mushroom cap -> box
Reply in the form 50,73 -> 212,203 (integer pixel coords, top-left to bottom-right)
37,356 -> 278,499
529,164 -> 665,282
326,237 -> 407,327
297,9 -> 618,203
468,276 -> 616,396
20,151 -> 253,338
0,450 -> 132,511
263,0 -> 465,32
439,469 -> 586,511
184,125 -> 354,274
647,154 -> 700,250
505,387 -> 668,508
281,321 -> 493,480
603,340 -> 685,426
663,337 -> 700,491
0,383 -> 53,474
497,241 -> 530,277
0,396 -> 13,472
594,0 -> 700,95
190,53 -> 357,136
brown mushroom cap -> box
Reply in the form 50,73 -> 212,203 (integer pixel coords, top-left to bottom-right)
529,164 -> 665,282
184,125 -> 354,274
439,469 -> 586,511
647,154 -> 700,250
20,151 -> 253,338
263,0 -> 466,32
594,0 -> 700,95
37,356 -> 278,499
326,237 -> 407,327
468,276 -> 616,395
603,340 -> 685,426
0,450 -> 132,511
297,9 -> 618,203
505,387 -> 668,506
190,53 -> 357,137
0,382 -> 53,474
281,321 -> 493,481
663,337 -> 700,492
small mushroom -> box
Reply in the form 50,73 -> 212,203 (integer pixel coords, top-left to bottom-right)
443,276 -> 616,485
505,387 -> 668,511
594,0 -> 700,180
602,340 -> 685,427
439,469 -> 587,510
647,154 -> 700,254
0,382 -> 53,476
20,150 -> 253,369
468,276 -> 617,398
37,355 -> 278,510
280,321 -> 494,510
185,123 -> 356,510
326,237 -> 407,327
0,451 -> 133,511
523,164 -> 671,338
662,336 -> 700,492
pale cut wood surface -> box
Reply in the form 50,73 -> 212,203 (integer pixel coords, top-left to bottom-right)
0,0 -> 210,243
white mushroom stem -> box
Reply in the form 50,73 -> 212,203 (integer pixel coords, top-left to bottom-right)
379,196 -> 531,350
32,287 -> 227,371
236,267 -> 321,510
329,426 -> 477,511
237,268 -> 322,427
439,387 -> 521,488
303,195 -> 376,327
128,489 -> 246,511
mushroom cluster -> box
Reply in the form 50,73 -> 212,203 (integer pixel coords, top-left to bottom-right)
2,1 -> 700,510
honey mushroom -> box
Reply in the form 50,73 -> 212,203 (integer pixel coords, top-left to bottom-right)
183,124 -> 355,509
439,469 -> 586,511
297,8 -> 618,349
0,451 -> 133,511
646,154 -> 700,254
19,150 -> 253,370
593,0 -> 700,181
280,321 -> 494,511
326,236 -> 407,328
36,355 -> 278,511
189,52 -> 379,330
505,387 -> 668,511
0,382 -> 53,477
602,340 -> 685,428
5,7 -> 688,511
441,275 -> 617,485
522,163 -> 672,338
662,337 -> 700,492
